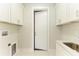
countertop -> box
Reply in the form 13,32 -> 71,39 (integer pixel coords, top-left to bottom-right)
56,40 -> 79,56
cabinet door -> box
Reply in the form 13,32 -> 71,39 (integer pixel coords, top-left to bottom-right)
69,4 -> 79,21
60,4 -> 67,24
56,43 -> 71,56
56,4 -> 61,25
0,4 -> 10,23
11,4 -> 23,25
56,4 -> 67,25
17,4 -> 23,25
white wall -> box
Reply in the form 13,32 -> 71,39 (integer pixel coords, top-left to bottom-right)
18,3 -> 60,50
61,22 -> 79,41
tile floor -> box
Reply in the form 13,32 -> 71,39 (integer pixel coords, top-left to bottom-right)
15,49 -> 56,56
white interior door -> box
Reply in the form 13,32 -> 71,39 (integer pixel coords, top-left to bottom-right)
35,10 -> 48,50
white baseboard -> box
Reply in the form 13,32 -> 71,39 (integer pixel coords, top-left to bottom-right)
15,48 -> 56,56
19,48 -> 34,52
18,48 -> 56,52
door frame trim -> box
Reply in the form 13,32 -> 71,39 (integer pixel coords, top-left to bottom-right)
32,7 -> 49,51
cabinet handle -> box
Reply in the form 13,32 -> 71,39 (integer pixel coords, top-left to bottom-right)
8,43 -> 11,47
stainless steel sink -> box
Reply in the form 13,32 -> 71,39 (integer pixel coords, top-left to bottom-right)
63,42 -> 79,52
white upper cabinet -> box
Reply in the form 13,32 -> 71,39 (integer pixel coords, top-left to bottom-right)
56,4 -> 67,25
69,4 -> 79,21
17,4 -> 24,25
56,4 -> 79,26
0,4 -> 10,23
10,4 -> 24,25
0,4 -> 23,25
